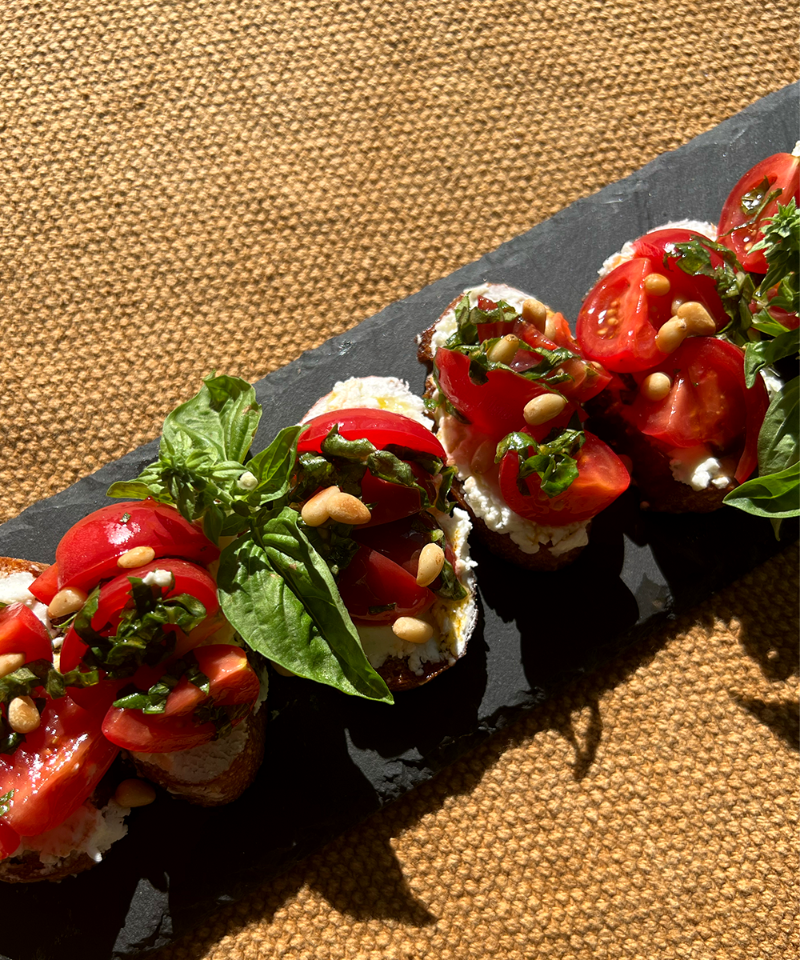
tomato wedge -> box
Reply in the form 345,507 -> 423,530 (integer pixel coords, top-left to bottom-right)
299,409 -> 445,460
162,645 -> 260,717
0,603 -> 52,663
101,706 -> 221,753
498,431 -> 630,525
90,559 -> 219,633
435,348 -> 573,443
359,460 -> 438,527
336,545 -> 435,623
28,563 -> 59,606
718,152 -> 800,273
620,338 -> 768,483
1,696 -> 119,836
55,500 -> 219,594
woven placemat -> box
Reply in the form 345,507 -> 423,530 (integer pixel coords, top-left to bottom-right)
1,1 -> 797,957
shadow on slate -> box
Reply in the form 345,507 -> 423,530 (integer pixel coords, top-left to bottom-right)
0,82 -> 798,960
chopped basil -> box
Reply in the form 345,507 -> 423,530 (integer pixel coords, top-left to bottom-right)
496,426 -> 585,498
0,789 -> 13,816
112,656 -> 210,714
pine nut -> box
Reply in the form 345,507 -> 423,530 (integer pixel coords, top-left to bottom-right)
676,300 -> 716,335
544,313 -> 559,339
117,546 -> 156,569
47,586 -> 88,619
644,272 -> 671,296
470,439 -> 496,475
670,297 -> 686,315
640,372 -> 673,401
300,485 -> 340,527
522,298 -> 548,331
416,543 -> 445,587
523,392 -> 567,427
8,696 -> 40,734
0,652 -> 26,679
326,492 -> 372,525
392,617 -> 434,644
655,317 -> 687,354
487,334 -> 520,365
114,778 -> 157,808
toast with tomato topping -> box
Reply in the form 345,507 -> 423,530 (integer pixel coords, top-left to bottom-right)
297,376 -> 478,691
418,284 -> 629,570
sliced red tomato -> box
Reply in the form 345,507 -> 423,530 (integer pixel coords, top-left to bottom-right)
1,695 -> 119,836
90,559 -> 219,633
163,645 -> 260,718
354,514 -> 456,591
498,430 -> 630,525
718,153 -> 800,272
298,409 -> 445,460
0,820 -> 20,860
336,545 -> 435,623
576,257 -> 726,373
28,563 -> 59,606
101,705 -> 221,753
620,338 -> 768,483
359,460 -> 438,527
55,500 -> 219,594
435,348 -> 574,443
0,603 -> 52,663
630,228 -> 728,326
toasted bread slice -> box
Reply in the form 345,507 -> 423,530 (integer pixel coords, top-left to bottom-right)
419,284 -> 593,570
300,376 -> 478,691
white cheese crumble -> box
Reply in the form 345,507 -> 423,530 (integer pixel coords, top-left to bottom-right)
669,446 -> 732,491
428,282 -> 533,355
141,568 -> 174,589
237,471 -> 258,490
0,571 -> 55,636
598,220 -> 719,278
16,800 -> 129,867
301,376 -> 433,428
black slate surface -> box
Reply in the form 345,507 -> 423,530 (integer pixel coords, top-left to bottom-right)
0,83 -> 798,960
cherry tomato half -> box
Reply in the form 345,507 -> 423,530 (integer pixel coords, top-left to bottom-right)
498,430 -> 630,525
620,338 -> 768,483
27,563 -> 59,606
55,500 -> 219,595
298,409 -> 445,460
1,695 -> 119,836
336,545 -> 435,624
0,603 -> 52,663
435,348 -> 573,444
718,153 -> 800,273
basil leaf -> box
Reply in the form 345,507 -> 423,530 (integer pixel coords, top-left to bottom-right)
162,374 -> 261,463
218,513 -> 392,704
744,330 -> 800,387
671,237 -> 755,335
758,377 -> 800,476
366,449 -> 431,507
0,789 -> 13,816
723,462 -> 800,519
321,426 -> 376,462
246,425 -> 302,505
496,427 -> 584,498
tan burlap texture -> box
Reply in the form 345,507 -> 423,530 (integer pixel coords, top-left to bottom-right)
1,2 -> 798,958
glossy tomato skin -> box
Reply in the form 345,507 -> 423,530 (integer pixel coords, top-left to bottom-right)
619,338 -> 768,484
1,695 -> 119,836
435,348 -> 573,443
359,460 -> 438,527
55,501 -> 219,594
718,153 -> 800,272
101,705 -> 220,753
336,545 -> 435,623
0,603 -> 53,663
90,559 -> 219,633
298,409 -> 445,461
162,645 -> 261,717
498,430 -> 630,525
28,563 -> 59,606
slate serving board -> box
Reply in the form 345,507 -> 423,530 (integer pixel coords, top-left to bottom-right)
1,83 -> 797,960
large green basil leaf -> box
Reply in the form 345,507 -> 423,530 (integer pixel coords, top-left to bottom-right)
218,513 -> 393,704
758,377 -> 799,476
246,425 -> 302,505
723,462 -> 800,519
744,330 -> 799,387
162,374 -> 261,463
